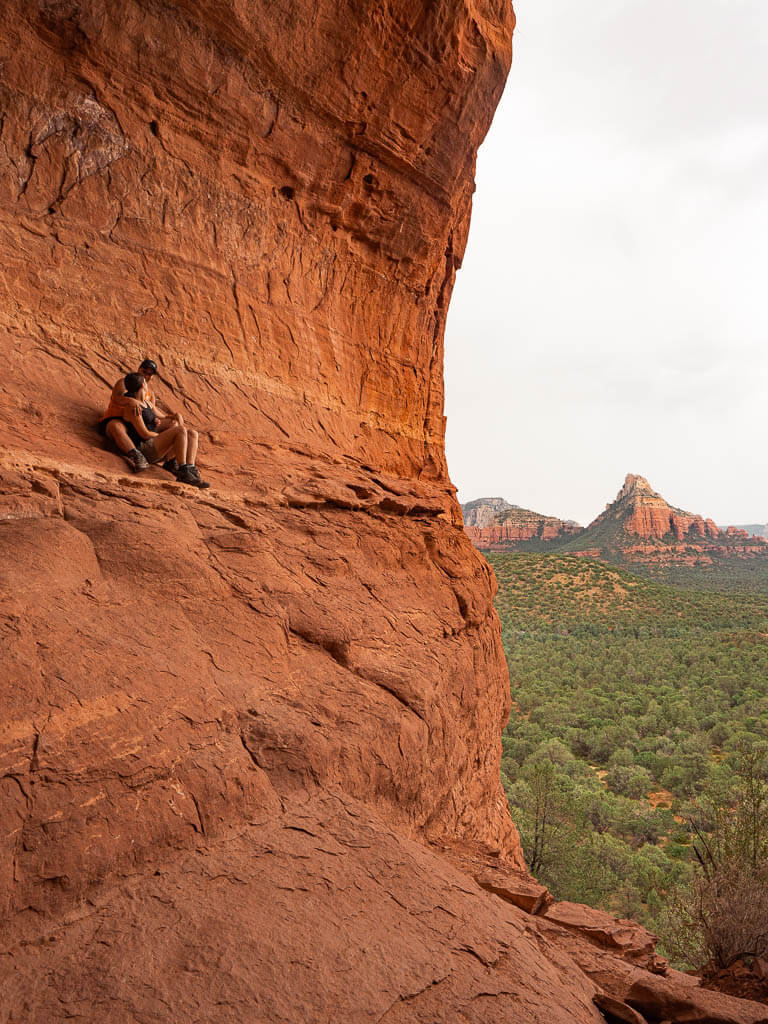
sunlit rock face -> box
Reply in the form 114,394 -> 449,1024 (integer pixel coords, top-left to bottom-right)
2,5 -> 768,1022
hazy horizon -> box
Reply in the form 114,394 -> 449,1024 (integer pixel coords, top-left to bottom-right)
458,482 -> 767,532
444,0 -> 768,527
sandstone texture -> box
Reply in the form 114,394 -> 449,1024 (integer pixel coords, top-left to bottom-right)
1,4 -> 767,1023
462,497 -> 582,550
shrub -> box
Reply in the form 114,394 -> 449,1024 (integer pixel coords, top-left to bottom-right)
663,748 -> 768,968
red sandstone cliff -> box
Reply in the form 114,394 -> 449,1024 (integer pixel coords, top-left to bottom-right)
462,497 -> 582,550
1,6 -> 766,1023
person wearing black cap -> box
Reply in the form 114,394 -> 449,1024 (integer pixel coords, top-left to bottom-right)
99,358 -> 183,473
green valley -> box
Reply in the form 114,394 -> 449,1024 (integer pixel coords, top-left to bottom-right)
491,552 -> 768,960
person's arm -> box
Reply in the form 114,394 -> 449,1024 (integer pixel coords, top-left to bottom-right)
124,401 -> 158,441
108,378 -> 130,415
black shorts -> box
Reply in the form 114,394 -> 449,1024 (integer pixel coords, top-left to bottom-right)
97,417 -> 121,437
98,417 -> 142,447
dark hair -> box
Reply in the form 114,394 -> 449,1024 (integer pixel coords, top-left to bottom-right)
139,358 -> 158,374
124,373 -> 145,398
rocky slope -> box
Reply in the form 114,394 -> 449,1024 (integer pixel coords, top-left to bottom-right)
1,5 -> 766,1023
462,497 -> 582,549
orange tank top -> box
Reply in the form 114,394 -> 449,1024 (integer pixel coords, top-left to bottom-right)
101,380 -> 153,421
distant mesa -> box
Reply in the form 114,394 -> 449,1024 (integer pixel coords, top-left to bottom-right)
461,496 -> 521,528
463,473 -> 768,570
729,523 -> 768,540
462,497 -> 581,549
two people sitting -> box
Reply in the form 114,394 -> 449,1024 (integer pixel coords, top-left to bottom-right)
98,358 -> 210,488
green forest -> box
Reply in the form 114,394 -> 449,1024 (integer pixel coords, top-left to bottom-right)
611,557 -> 768,595
489,552 -> 768,965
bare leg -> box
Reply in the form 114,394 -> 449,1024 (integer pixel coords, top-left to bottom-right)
174,430 -> 209,487
173,426 -> 188,465
106,420 -> 135,455
149,425 -> 187,463
185,429 -> 198,466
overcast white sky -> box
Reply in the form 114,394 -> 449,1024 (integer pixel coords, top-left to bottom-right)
444,0 -> 768,527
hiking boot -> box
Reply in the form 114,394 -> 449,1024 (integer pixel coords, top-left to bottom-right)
162,457 -> 179,474
176,464 -> 211,489
126,448 -> 149,472
190,465 -> 211,489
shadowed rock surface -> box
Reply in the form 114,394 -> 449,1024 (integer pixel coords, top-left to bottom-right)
1,4 -> 767,1022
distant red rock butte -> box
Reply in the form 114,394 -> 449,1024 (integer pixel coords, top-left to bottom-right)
463,498 -> 581,550
600,474 -> 745,542
464,474 -> 768,570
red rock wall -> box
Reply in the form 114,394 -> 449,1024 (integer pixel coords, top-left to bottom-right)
466,515 -> 582,549
625,507 -> 724,542
3,6 -> 766,1023
0,0 -> 513,484
1,0 -> 518,851
0,1 -> 568,1018
464,506 -> 583,551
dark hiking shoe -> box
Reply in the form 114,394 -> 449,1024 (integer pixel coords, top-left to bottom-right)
162,458 -> 179,474
189,465 -> 211,489
126,448 -> 150,472
176,464 -> 211,489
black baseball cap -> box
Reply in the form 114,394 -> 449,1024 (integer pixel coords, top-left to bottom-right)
139,358 -> 158,374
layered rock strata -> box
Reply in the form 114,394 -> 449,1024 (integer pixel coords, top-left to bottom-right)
1,4 -> 766,1023
462,498 -> 582,550
575,474 -> 768,566
462,495 -> 521,528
